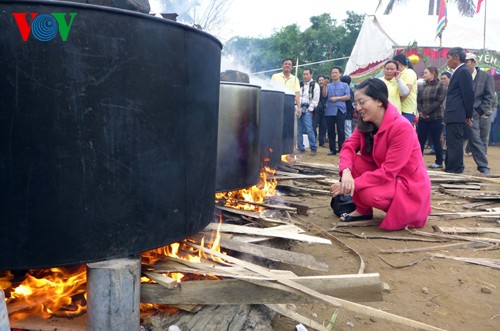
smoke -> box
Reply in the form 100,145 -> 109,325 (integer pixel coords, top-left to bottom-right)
221,55 -> 288,93
148,0 -> 200,23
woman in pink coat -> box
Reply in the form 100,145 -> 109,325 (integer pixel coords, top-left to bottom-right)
330,78 -> 431,230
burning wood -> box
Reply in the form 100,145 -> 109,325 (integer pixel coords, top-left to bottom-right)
215,166 -> 277,211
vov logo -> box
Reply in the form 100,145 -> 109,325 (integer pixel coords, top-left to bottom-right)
13,13 -> 77,42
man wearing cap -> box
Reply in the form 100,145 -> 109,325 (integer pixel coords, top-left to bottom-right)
465,53 -> 496,153
443,47 -> 474,174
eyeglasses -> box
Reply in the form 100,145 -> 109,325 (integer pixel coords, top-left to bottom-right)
352,98 -> 374,109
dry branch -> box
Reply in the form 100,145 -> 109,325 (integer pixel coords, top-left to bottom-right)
433,226 -> 500,235
186,243 -> 445,331
291,214 -> 366,274
409,229 -> 500,244
430,253 -> 500,269
379,241 -> 493,254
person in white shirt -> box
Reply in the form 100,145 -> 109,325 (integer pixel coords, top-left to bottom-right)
298,68 -> 320,156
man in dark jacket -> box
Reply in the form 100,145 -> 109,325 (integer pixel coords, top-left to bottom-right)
465,53 -> 496,154
443,47 -> 474,174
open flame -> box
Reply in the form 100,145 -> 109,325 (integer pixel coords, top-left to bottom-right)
215,166 -> 277,211
3,266 -> 87,321
0,221 -> 225,320
281,154 -> 295,163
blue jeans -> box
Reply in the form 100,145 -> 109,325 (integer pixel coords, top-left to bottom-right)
402,112 -> 415,124
490,111 -> 500,145
297,108 -> 317,151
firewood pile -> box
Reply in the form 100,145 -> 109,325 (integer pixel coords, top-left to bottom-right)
6,162 -> 500,331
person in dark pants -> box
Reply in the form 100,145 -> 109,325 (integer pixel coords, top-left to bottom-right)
490,101 -> 500,146
313,76 -> 328,146
443,47 -> 474,174
322,67 -> 351,155
417,66 -> 447,168
465,53 -> 496,161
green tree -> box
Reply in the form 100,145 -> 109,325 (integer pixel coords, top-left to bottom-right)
223,11 -> 363,79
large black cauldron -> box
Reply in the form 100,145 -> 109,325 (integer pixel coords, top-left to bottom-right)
282,92 -> 296,155
0,1 -> 222,269
259,89 -> 284,167
216,82 -> 261,192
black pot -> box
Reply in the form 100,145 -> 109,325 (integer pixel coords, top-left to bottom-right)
259,89 -> 285,168
0,1 -> 222,269
282,92 -> 296,155
216,82 -> 261,192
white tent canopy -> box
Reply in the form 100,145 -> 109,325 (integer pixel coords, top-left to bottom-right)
346,0 -> 500,75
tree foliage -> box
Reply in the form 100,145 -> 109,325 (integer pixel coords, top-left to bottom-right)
223,11 -> 364,79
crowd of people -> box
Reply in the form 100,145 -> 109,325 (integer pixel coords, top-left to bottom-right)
272,47 -> 499,231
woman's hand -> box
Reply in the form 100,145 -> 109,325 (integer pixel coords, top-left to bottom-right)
330,171 -> 355,197
340,170 -> 355,196
330,182 -> 342,197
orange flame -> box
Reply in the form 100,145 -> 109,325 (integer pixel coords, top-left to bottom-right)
281,154 -> 295,163
0,222 -> 226,320
215,166 -> 277,211
4,266 -> 87,320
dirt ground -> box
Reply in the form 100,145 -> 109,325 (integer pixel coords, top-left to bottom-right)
271,144 -> 500,331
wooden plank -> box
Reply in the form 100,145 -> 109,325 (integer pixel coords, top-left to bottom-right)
278,184 -> 331,195
293,161 -> 339,171
409,229 -> 500,244
204,223 -> 331,244
143,271 -> 177,289
428,170 -> 500,184
273,171 -> 327,180
430,254 -> 500,270
187,243 -> 445,331
218,238 -> 329,271
142,304 -> 274,331
439,183 -> 481,190
441,189 -> 500,200
216,206 -> 263,219
267,196 -> 309,215
220,200 -> 297,212
430,211 -> 500,217
433,226 -> 500,235
266,304 -> 329,331
141,273 -> 383,304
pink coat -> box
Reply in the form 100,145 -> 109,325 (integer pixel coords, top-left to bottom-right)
339,102 -> 431,230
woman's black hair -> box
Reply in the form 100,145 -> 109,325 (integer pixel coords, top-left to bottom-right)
355,78 -> 389,153
426,66 -> 439,81
384,60 -> 399,68
393,53 -> 414,70
440,71 -> 451,78
340,75 -> 351,85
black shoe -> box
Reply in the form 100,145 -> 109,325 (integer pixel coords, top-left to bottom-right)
319,143 -> 325,147
340,213 -> 373,222
297,149 -> 305,154
327,151 -> 336,156
310,150 -> 317,156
